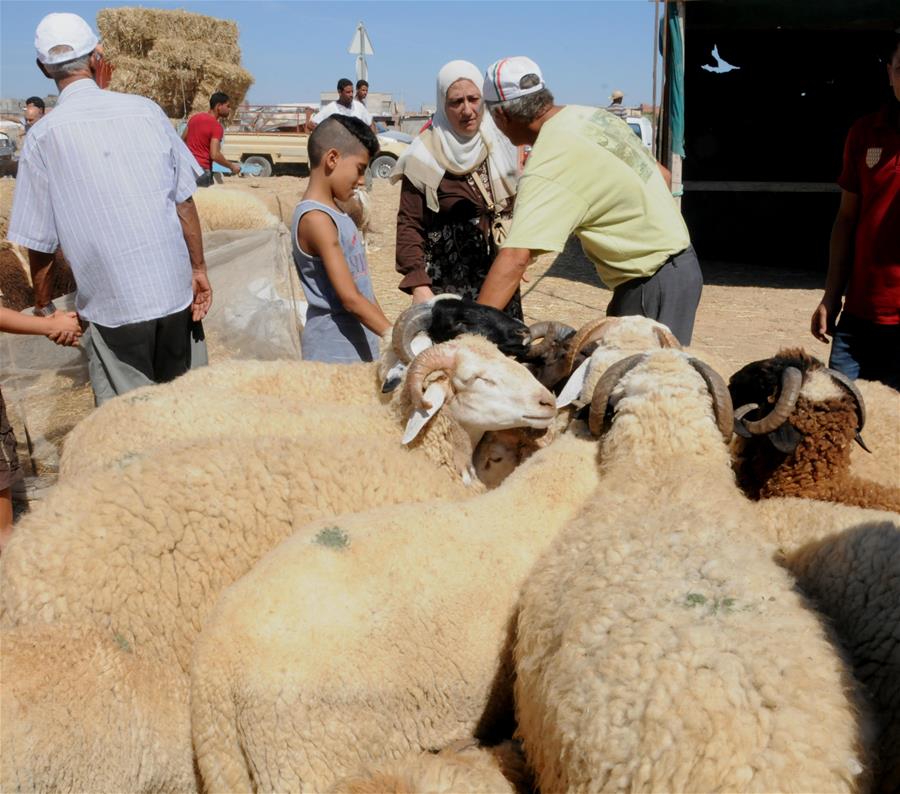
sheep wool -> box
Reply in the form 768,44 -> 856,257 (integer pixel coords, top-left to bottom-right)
514,351 -> 869,793
326,740 -> 531,794
754,497 -> 900,794
0,623 -> 195,794
190,434 -> 600,793
192,187 -> 280,232
851,378 -> 900,490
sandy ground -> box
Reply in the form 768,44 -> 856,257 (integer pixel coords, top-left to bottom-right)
3,173 -> 836,489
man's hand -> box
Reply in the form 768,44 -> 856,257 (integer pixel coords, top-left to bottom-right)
191,271 -> 213,321
46,310 -> 82,346
230,163 -> 241,175
810,300 -> 839,344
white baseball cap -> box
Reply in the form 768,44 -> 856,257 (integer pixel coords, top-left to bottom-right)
35,13 -> 99,65
483,56 -> 545,104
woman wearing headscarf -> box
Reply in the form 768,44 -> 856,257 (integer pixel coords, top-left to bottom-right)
392,60 -> 522,318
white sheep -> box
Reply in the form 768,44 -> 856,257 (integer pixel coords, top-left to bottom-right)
852,378 -> 899,491
0,623 -> 195,794
753,496 -> 900,794
189,432 -> 601,793
326,739 -> 531,794
513,351 -> 870,793
191,187 -> 281,232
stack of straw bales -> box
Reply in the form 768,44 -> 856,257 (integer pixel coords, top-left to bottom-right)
97,7 -> 253,119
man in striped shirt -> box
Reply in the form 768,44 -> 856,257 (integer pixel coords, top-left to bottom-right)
8,13 -> 212,405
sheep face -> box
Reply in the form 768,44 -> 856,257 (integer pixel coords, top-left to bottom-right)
447,344 -> 556,433
428,299 -> 531,360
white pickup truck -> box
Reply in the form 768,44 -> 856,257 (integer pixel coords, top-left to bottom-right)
220,129 -> 408,178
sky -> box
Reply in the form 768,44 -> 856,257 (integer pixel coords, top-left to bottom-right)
1,1 -> 659,110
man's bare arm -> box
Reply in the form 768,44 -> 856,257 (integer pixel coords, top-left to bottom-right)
209,138 -> 240,174
175,197 -> 213,320
478,247 -> 533,310
28,249 -> 56,311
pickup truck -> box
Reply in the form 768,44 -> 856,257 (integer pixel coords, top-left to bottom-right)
220,129 -> 408,178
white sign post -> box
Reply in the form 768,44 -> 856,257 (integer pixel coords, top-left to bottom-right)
348,21 -> 374,82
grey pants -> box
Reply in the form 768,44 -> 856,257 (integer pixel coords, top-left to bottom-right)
86,307 -> 208,406
607,246 -> 703,345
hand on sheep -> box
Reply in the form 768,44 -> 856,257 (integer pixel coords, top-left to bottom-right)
191,272 -> 213,321
46,311 -> 82,347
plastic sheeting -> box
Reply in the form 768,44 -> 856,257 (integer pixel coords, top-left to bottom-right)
1,226 -> 306,474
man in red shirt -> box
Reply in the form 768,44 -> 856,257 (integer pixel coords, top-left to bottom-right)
811,34 -> 900,389
183,91 -> 240,186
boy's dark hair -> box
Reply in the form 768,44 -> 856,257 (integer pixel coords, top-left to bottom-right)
308,115 -> 379,167
337,78 -> 353,92
356,79 -> 369,90
887,31 -> 900,62
25,96 -> 45,110
209,92 -> 230,109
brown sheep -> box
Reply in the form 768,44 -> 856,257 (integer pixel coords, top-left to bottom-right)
728,348 -> 900,512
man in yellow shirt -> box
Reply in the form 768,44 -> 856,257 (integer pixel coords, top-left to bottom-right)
479,56 -> 702,344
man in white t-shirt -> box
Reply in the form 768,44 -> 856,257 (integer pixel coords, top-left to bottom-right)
308,78 -> 376,133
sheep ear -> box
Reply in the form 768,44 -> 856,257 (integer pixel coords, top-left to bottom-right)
402,383 -> 447,445
556,358 -> 591,408
767,423 -> 801,454
381,361 -> 406,393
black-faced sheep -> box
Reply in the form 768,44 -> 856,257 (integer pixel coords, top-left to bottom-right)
513,351 -> 870,793
729,349 -> 900,512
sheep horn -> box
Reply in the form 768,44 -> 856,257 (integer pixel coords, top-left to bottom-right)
404,344 -> 457,410
587,353 -> 648,436
564,317 -> 621,375
688,358 -> 734,442
824,368 -> 866,434
736,366 -> 803,435
527,321 -> 575,358
653,325 -> 682,349
391,303 -> 435,363
732,403 -> 760,438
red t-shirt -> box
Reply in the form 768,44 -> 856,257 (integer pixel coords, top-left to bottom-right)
837,108 -> 900,325
185,112 -> 224,170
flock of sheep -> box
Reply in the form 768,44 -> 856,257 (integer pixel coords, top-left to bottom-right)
1,217 -> 899,793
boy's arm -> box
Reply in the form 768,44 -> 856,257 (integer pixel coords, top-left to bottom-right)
0,306 -> 82,345
301,212 -> 391,335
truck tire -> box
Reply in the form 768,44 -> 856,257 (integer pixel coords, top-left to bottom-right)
243,155 -> 273,178
368,154 -> 397,180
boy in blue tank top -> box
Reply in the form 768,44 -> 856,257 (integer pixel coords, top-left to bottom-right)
293,115 -> 390,362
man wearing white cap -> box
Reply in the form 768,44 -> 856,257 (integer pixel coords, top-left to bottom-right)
7,13 -> 211,404
479,56 -> 702,345
607,89 -> 628,119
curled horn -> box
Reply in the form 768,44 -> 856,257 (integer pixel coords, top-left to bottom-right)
653,325 -> 682,349
587,354 -> 648,436
688,358 -> 734,442
735,366 -> 803,436
404,344 -> 457,410
564,317 -> 621,375
527,321 -> 575,358
391,295 -> 462,363
391,303 -> 434,363
824,368 -> 866,433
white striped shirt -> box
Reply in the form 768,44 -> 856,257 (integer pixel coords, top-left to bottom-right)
8,79 -> 202,327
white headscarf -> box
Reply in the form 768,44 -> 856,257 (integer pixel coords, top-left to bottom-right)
391,59 -> 519,213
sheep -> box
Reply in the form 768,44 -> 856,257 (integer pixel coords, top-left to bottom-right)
521,320 -> 576,391
0,623 -> 195,794
189,432 -> 601,793
326,740 -> 532,794
59,303 -> 547,480
729,349 -> 900,512
750,495 -> 900,794
191,187 -> 280,232
513,350 -> 870,793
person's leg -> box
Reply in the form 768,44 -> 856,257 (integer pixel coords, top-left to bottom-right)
606,275 -> 649,324
0,388 -> 21,549
152,306 -> 194,383
196,171 -> 213,188
827,315 -> 862,381
850,317 -> 900,389
652,247 -> 703,346
86,319 -> 157,405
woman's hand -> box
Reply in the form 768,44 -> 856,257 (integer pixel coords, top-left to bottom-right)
411,286 -> 435,304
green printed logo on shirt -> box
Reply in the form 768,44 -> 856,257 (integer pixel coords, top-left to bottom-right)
582,110 -> 655,182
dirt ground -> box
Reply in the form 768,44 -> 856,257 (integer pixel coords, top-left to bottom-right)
236,174 -> 829,372
2,173 -> 837,487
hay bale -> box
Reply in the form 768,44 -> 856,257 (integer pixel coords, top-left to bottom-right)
98,7 -> 252,119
